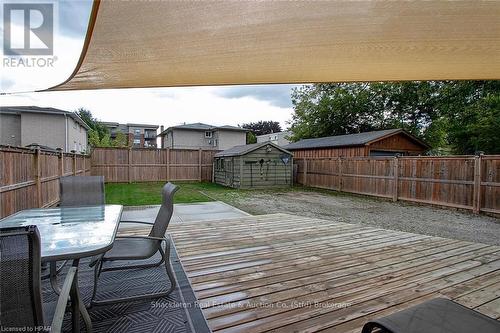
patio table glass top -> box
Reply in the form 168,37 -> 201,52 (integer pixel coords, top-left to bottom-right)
0,205 -> 123,262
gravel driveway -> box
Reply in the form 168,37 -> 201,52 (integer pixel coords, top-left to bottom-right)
220,190 -> 500,246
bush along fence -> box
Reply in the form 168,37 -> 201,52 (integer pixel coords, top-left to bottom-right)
90,147 -> 218,183
294,155 -> 499,215
0,146 -> 91,218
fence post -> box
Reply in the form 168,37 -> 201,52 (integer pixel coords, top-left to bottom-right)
473,154 -> 482,214
166,148 -> 170,181
338,157 -> 343,192
72,153 -> 77,175
59,150 -> 64,177
128,148 -> 132,183
34,148 -> 42,207
198,148 -> 202,182
392,156 -> 399,202
303,158 -> 308,186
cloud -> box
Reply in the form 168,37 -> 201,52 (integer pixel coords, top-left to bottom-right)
214,84 -> 298,108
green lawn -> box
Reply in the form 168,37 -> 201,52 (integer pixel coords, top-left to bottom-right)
105,181 -> 340,207
105,181 -> 232,206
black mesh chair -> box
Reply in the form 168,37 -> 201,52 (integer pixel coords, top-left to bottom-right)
0,226 -> 79,333
361,298 -> 500,333
59,175 -> 105,207
90,182 -> 179,306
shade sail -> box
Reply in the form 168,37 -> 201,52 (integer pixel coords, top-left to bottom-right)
49,0 -> 500,91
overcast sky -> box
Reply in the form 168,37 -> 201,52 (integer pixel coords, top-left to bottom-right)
0,0 -> 297,129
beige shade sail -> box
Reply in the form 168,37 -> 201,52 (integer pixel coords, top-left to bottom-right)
49,0 -> 500,91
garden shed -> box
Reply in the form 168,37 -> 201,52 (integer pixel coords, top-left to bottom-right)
214,142 -> 293,189
284,128 -> 430,158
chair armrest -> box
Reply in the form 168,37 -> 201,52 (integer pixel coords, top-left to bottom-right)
50,267 -> 77,333
116,235 -> 166,242
119,220 -> 154,225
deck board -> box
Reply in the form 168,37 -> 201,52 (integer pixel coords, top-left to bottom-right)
121,213 -> 500,332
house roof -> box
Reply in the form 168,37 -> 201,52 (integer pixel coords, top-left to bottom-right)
158,123 -> 247,136
0,106 -> 90,130
101,122 -> 159,129
215,142 -> 292,157
283,129 -> 429,150
256,131 -> 291,139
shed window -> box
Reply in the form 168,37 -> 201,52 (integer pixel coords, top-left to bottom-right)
205,131 -> 212,138
220,158 -> 224,171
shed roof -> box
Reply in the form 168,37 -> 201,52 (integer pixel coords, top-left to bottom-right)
283,129 -> 429,150
215,142 -> 292,157
0,106 -> 90,130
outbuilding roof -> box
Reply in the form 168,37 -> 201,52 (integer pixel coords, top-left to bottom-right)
215,142 -> 292,157
283,129 -> 429,150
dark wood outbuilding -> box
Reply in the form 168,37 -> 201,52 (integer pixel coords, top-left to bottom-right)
214,142 -> 293,189
283,129 -> 429,158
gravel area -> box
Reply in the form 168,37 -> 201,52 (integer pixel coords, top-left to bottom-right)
225,190 -> 500,246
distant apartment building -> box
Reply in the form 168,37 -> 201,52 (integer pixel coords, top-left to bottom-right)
256,131 -> 291,146
158,123 -> 247,150
101,122 -> 159,148
0,106 -> 89,153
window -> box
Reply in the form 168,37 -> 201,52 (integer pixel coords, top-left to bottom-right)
220,158 -> 224,171
133,139 -> 140,144
205,131 -> 212,138
134,129 -> 141,135
214,139 -> 218,146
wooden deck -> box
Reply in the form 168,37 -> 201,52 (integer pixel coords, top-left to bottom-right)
124,213 -> 500,332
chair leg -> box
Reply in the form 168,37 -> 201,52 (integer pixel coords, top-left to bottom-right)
89,259 -> 103,306
163,239 -> 176,295
91,242 -> 177,306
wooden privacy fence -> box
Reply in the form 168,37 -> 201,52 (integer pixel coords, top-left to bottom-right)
90,148 -> 218,183
0,146 -> 91,218
295,155 -> 500,215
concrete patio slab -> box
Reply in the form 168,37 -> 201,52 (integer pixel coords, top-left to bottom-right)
119,201 -> 250,228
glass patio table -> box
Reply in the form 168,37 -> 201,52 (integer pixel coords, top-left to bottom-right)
0,204 -> 123,332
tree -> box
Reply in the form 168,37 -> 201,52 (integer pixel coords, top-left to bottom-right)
76,108 -> 126,148
241,121 -> 282,136
112,132 -> 129,147
447,94 -> 500,154
288,81 -> 500,154
246,131 -> 257,144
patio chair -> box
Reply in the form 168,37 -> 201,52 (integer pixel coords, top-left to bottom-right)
89,182 -> 179,306
47,175 -> 105,292
0,226 -> 79,333
361,298 -> 500,333
59,175 -> 105,207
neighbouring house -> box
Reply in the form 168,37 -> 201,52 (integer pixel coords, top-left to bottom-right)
283,129 -> 430,158
256,131 -> 292,146
101,122 -> 159,148
0,106 -> 89,153
214,142 -> 293,189
158,123 -> 247,150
